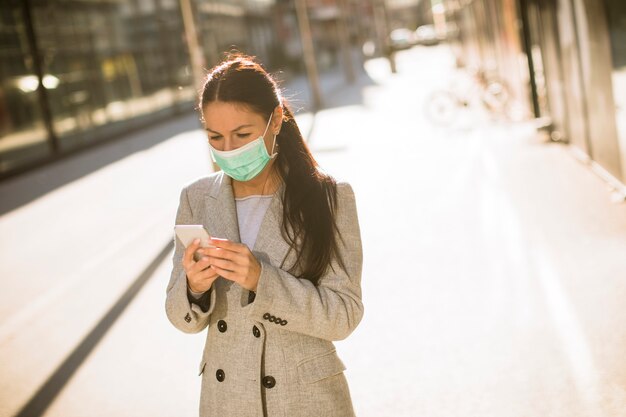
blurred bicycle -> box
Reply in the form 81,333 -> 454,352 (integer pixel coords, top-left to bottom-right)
424,67 -> 512,126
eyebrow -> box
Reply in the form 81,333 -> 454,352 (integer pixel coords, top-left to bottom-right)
205,124 -> 254,133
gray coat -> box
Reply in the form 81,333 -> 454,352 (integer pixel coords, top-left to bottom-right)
165,172 -> 364,417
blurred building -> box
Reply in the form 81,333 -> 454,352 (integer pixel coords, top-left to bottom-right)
386,0 -> 423,30
273,0 -> 368,72
443,0 -> 626,191
12,0 -> 625,192
1,0 -> 386,179
0,0 -> 278,179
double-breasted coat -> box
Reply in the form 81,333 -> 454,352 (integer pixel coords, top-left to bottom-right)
165,172 -> 364,417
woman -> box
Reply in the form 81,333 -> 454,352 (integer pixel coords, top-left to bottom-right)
165,54 -> 363,417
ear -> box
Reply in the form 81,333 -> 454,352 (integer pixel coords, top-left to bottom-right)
272,105 -> 284,134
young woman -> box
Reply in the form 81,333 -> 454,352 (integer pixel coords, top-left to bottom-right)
165,54 -> 363,417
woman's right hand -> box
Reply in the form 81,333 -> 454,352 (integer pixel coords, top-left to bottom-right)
183,239 -> 219,293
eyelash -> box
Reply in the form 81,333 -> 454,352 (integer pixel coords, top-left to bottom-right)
209,133 -> 251,140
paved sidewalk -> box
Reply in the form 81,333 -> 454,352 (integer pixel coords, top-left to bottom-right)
1,45 -> 626,417
0,48 -> 373,417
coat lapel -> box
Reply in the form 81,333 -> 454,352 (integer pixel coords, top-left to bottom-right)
252,183 -> 293,270
205,172 -> 240,243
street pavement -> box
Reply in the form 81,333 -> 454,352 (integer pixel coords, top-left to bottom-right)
1,45 -> 626,417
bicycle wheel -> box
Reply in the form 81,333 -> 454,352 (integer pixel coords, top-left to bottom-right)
424,91 -> 459,126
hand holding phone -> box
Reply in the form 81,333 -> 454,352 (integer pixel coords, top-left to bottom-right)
174,225 -> 216,262
175,225 -> 219,292
174,225 -> 216,247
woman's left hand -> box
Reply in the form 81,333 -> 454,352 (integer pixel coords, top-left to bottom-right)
203,238 -> 261,292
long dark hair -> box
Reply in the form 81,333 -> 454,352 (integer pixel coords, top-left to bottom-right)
199,54 -> 345,285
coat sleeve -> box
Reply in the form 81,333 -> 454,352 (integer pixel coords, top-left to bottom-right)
165,186 -> 216,334
245,183 -> 364,341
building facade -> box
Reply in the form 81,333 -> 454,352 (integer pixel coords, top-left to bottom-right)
444,0 -> 626,191
0,0 -> 278,179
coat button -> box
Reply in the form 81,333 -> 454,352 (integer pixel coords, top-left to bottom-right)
268,315 -> 276,323
217,320 -> 227,333
216,369 -> 225,382
184,313 -> 191,323
274,317 -> 282,324
252,325 -> 261,338
263,313 -> 270,320
280,320 -> 288,326
262,375 -> 276,389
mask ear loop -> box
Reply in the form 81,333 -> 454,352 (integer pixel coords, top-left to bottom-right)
264,110 -> 279,159
269,133 -> 278,159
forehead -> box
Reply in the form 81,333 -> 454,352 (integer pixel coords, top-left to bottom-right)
202,101 -> 264,130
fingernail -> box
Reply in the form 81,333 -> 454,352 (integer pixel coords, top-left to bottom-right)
197,249 -> 204,254
193,238 -> 200,244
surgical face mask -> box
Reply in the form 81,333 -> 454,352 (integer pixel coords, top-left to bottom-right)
208,112 -> 277,182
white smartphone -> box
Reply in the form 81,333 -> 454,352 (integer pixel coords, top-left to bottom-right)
174,225 -> 216,261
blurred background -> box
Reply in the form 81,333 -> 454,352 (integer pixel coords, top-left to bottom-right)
1,0 -> 626,416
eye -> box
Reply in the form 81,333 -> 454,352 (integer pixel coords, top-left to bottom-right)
209,135 -> 222,141
236,133 -> 251,139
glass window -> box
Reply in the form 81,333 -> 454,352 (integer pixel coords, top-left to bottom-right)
1,0 -> 277,175
0,1 -> 52,174
31,2 -> 112,147
197,4 -> 251,69
29,0 -> 195,151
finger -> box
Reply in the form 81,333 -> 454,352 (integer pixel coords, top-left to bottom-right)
189,256 -> 212,274
204,248 -> 247,265
197,266 -> 219,281
207,256 -> 240,274
203,247 -> 231,259
209,238 -> 247,253
210,264 -> 238,282
187,265 -> 217,290
187,269 -> 218,293
192,250 -> 204,263
184,256 -> 208,278
183,239 -> 202,265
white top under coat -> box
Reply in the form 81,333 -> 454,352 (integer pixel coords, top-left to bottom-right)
234,194 -> 274,249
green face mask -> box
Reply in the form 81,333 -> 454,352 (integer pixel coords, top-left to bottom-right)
209,112 -> 277,182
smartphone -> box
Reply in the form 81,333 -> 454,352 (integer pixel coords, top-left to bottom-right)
174,225 -> 216,261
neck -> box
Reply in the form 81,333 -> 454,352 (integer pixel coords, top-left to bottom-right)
232,162 -> 280,198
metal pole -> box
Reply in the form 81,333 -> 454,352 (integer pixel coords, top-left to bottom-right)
21,0 -> 59,153
373,0 -> 396,73
179,0 -> 218,171
295,0 -> 323,110
338,0 -> 356,83
517,0 -> 540,118
381,0 -> 397,73
179,0 -> 205,92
